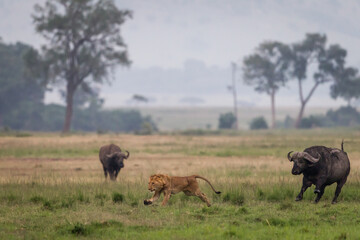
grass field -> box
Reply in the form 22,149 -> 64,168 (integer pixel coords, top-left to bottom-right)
1,129 -> 360,239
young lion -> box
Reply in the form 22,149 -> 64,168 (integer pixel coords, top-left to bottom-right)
144,174 -> 221,207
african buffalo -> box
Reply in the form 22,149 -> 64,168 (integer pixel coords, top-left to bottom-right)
99,144 -> 130,181
287,141 -> 350,203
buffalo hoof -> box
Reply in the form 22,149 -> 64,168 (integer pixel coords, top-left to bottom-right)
144,200 -> 152,205
295,197 -> 303,201
331,200 -> 337,204
314,189 -> 321,194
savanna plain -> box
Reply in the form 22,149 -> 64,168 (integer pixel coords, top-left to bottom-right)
1,129 -> 360,239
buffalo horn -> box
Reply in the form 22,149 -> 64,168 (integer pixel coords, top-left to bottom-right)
287,151 -> 294,161
125,151 -> 130,159
303,152 -> 320,163
119,151 -> 130,159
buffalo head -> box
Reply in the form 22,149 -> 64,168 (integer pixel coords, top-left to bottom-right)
287,151 -> 320,175
106,151 -> 130,180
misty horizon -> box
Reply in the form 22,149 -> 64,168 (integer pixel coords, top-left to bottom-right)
1,0 -> 359,108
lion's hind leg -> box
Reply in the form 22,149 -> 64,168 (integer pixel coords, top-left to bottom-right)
195,190 -> 211,207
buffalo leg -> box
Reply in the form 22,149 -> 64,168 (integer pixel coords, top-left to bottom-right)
332,177 -> 347,204
296,178 -> 312,201
103,167 -> 108,179
115,169 -> 120,179
314,185 -> 326,203
109,171 -> 116,181
314,176 -> 327,194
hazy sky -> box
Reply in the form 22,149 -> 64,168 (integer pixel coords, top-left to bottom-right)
1,0 -> 360,108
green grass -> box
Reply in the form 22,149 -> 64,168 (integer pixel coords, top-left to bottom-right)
1,181 -> 360,239
1,130 -> 360,239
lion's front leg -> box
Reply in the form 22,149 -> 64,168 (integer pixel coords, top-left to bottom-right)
144,191 -> 161,205
161,191 -> 171,206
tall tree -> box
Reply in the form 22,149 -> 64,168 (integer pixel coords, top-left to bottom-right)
227,62 -> 238,130
30,0 -> 132,132
243,41 -> 291,128
0,41 -> 44,126
289,33 -> 355,128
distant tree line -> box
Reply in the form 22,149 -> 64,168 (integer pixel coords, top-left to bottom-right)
0,40 -> 156,133
0,0 -> 159,133
242,33 -> 360,129
219,105 -> 360,130
281,106 -> 360,129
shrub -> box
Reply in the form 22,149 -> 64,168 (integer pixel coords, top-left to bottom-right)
70,223 -> 88,236
256,188 -> 265,200
77,191 -> 90,203
299,115 -> 331,128
61,197 -> 75,208
42,200 -> 54,210
94,193 -> 107,200
298,106 -> 360,129
250,117 -> 268,130
326,106 -> 360,126
112,192 -> 124,203
265,217 -> 286,227
30,195 -> 45,204
218,112 -> 237,129
276,115 -> 295,129
135,119 -> 158,135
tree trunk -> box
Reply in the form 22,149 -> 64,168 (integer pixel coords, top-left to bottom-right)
294,80 -> 320,128
270,89 -> 276,129
294,102 -> 306,128
63,84 -> 74,133
231,62 -> 238,130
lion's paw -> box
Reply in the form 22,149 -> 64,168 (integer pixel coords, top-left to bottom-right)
144,199 -> 152,205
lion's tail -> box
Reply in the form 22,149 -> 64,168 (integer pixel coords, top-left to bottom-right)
194,175 -> 221,194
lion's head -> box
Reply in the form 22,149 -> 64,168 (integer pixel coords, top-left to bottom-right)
148,174 -> 170,192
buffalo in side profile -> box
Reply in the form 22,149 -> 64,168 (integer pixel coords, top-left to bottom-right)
99,144 -> 130,181
287,141 -> 350,204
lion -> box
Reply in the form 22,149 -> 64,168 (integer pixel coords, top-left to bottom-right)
143,174 -> 221,207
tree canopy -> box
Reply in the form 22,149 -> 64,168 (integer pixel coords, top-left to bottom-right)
289,33 -> 359,127
330,69 -> 360,105
29,0 -> 132,132
243,41 -> 291,128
